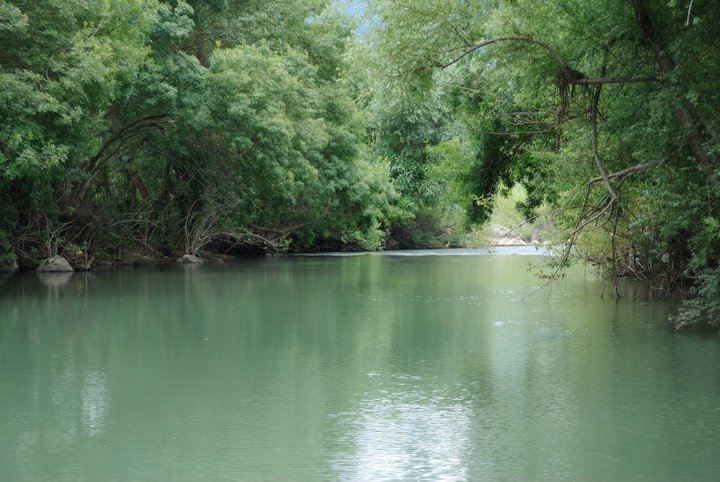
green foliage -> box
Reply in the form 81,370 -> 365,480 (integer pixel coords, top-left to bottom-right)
368,87 -> 448,202
0,227 -> 17,269
0,0 -> 396,261
367,0 -> 720,329
2,0 -> 718,334
674,268 -> 720,331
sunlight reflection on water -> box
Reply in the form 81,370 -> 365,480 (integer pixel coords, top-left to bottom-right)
331,375 -> 473,481
81,371 -> 109,437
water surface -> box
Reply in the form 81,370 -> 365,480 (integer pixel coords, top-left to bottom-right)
1,251 -> 719,480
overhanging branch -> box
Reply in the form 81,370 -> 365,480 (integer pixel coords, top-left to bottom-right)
70,114 -> 174,203
436,36 -> 659,87
586,160 -> 661,185
590,48 -> 617,200
571,75 -> 659,85
436,35 -> 568,69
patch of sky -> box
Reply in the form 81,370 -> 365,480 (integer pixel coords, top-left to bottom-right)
334,0 -> 371,36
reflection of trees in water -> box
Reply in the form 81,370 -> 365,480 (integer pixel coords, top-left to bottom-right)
37,272 -> 74,289
0,273 -> 13,292
81,370 -> 109,437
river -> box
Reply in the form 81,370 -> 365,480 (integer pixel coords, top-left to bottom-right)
1,249 -> 719,480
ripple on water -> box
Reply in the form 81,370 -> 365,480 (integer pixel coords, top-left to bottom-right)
329,373 -> 479,481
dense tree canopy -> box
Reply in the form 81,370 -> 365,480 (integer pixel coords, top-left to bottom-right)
364,0 -> 719,328
1,0 -> 718,329
0,0 -> 396,266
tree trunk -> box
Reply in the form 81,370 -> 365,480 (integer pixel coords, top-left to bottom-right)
632,0 -> 714,176
126,168 -> 150,202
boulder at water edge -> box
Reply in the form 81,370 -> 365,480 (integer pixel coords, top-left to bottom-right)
493,236 -> 528,246
0,262 -> 17,273
36,255 -> 74,272
122,253 -> 155,266
177,254 -> 204,264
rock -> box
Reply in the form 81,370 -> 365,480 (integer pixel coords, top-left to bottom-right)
0,262 -> 16,273
122,253 -> 155,266
490,224 -> 512,237
177,253 -> 204,264
530,222 -> 551,244
36,255 -> 74,272
487,223 -> 536,246
264,252 -> 286,258
202,252 -> 235,262
493,236 -> 528,246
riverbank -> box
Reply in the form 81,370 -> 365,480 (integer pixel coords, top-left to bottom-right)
2,241 -> 555,274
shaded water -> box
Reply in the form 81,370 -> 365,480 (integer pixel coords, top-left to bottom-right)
1,251 -> 719,481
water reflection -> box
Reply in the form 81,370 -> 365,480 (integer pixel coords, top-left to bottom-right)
0,272 -> 13,290
333,376 -> 472,481
37,272 -> 74,288
81,370 -> 109,436
2,256 -> 719,481
50,368 -> 80,448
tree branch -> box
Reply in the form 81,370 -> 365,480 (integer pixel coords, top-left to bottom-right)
571,75 -> 659,85
248,223 -> 306,235
71,114 -> 173,203
436,36 -> 659,88
436,36 -> 568,70
632,0 -> 714,176
589,50 -> 617,200
83,114 -> 171,173
586,160 -> 660,185
686,0 -> 694,27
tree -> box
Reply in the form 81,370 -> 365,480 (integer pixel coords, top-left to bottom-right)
367,0 -> 720,329
0,0 -> 396,266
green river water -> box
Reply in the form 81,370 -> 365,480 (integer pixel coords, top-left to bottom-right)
1,249 -> 720,481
